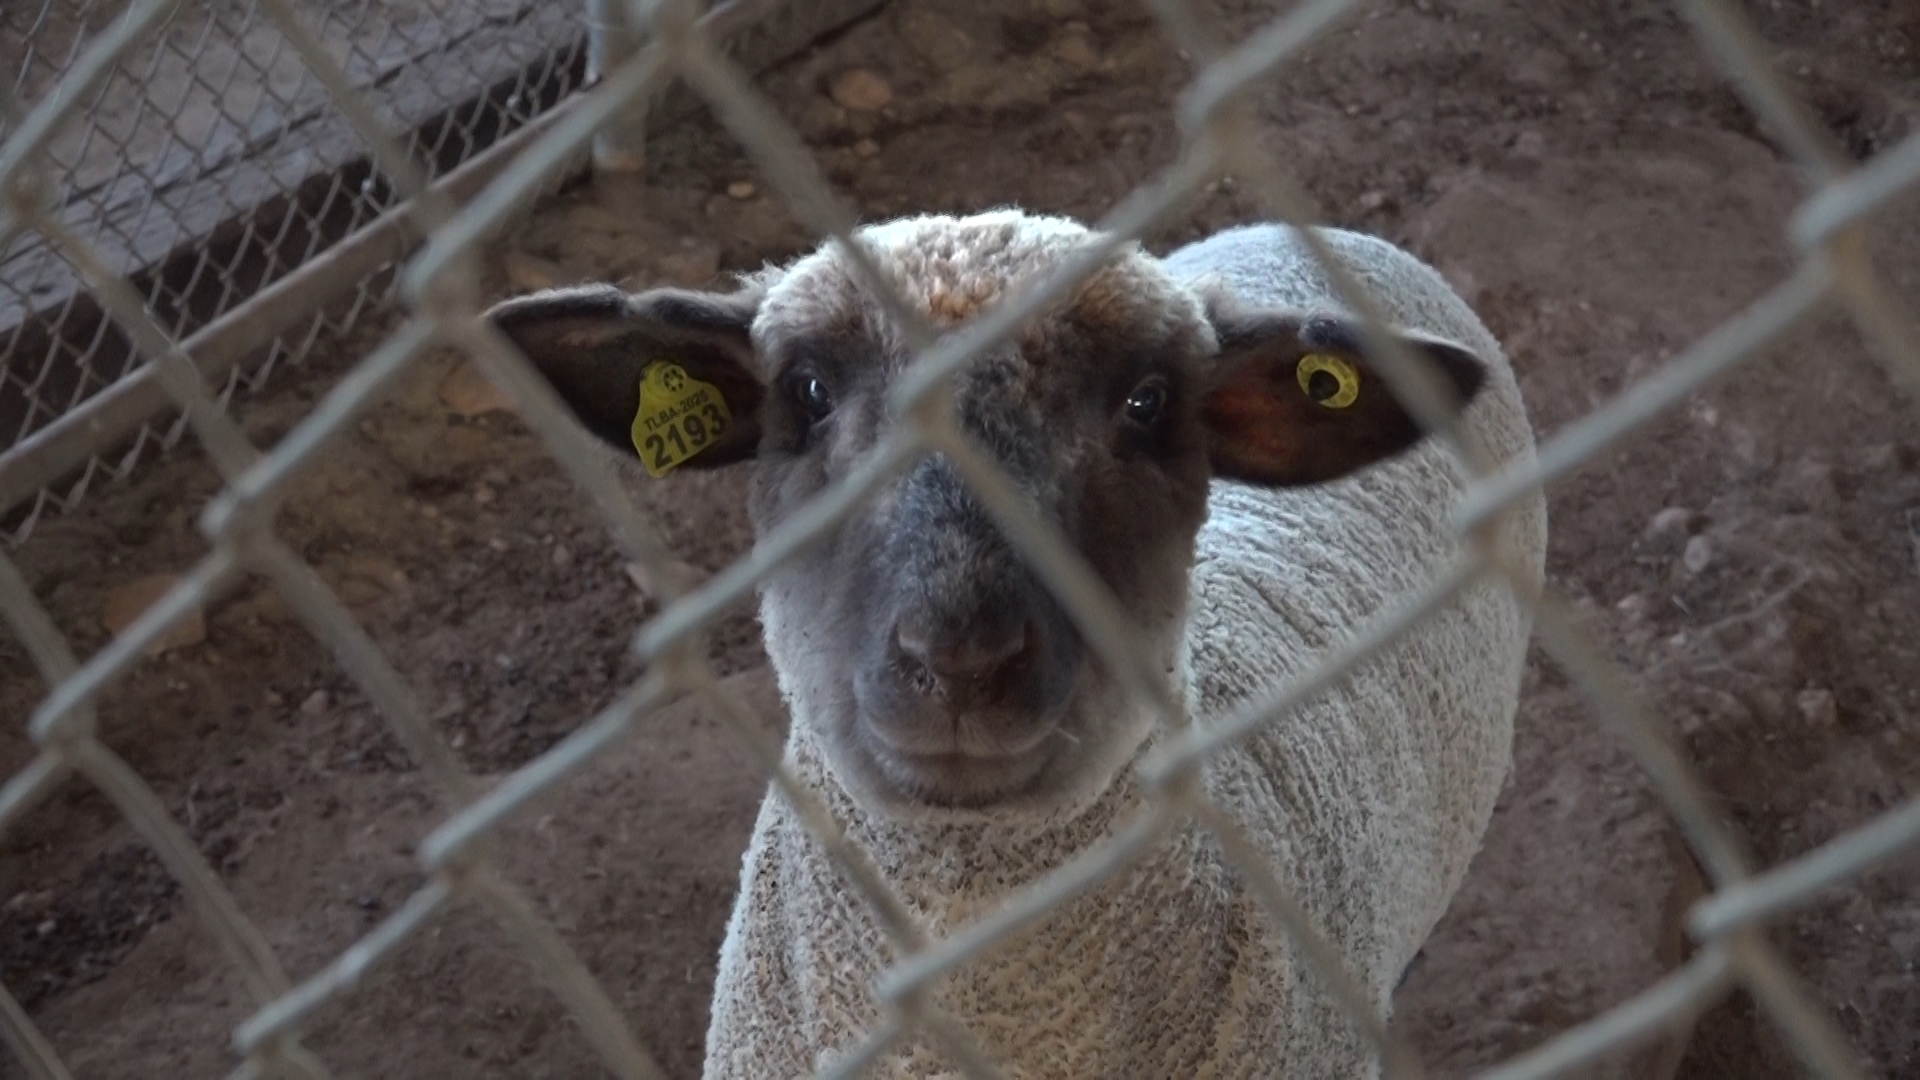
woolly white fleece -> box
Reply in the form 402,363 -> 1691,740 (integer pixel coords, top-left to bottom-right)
702,223 -> 1548,1079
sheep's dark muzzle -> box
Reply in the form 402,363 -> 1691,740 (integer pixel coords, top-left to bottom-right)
847,456 -> 1085,801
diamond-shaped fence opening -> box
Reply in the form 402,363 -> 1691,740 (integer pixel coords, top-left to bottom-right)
3,0 -> 1920,1077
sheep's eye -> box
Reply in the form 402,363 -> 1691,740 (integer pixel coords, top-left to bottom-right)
794,374 -> 833,423
1123,379 -> 1167,427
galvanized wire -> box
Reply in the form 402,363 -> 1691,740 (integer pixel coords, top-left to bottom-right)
0,0 -> 591,543
2,0 -> 1918,1077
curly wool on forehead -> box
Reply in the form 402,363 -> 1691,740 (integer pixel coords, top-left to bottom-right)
748,210 -> 1216,363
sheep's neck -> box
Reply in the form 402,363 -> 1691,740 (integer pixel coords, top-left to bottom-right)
784,717 -> 1171,909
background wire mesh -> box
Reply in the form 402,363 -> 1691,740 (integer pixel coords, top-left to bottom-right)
0,0 -> 591,544
2,0 -> 1919,1077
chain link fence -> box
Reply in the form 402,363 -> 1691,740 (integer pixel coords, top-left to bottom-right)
0,0 -> 595,545
0,0 -> 880,545
1,0 -> 1918,1076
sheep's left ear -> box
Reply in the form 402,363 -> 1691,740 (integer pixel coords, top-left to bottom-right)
1199,299 -> 1488,487
483,281 -> 767,471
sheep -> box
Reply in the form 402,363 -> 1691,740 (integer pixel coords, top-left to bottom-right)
484,209 -> 1548,1079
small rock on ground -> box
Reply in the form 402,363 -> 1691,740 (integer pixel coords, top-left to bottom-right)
439,359 -> 517,418
102,574 -> 206,656
828,68 -> 892,111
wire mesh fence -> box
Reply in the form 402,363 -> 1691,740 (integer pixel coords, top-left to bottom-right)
0,0 -> 881,546
1,0 -> 1917,1077
0,0 -> 594,545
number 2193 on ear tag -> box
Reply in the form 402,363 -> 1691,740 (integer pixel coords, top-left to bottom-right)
631,362 -> 731,478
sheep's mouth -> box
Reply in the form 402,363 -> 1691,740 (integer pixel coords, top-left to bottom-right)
867,743 -> 1057,808
861,707 -> 1059,759
844,630 -> 1087,808
854,708 -> 1063,807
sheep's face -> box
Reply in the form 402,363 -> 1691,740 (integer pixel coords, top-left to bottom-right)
740,218 -> 1222,816
487,211 -> 1488,817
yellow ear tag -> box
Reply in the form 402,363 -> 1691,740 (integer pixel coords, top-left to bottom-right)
631,362 -> 731,478
1296,353 -> 1361,409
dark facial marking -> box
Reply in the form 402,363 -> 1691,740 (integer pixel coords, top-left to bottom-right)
747,267 -> 1219,809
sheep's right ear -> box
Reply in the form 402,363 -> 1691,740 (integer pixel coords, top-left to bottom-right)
483,282 -> 767,470
1197,292 -> 1488,487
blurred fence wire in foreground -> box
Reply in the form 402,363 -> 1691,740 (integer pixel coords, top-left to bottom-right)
3,0 -> 1919,1077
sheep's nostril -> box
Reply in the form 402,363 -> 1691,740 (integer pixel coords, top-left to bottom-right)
893,617 -> 1038,705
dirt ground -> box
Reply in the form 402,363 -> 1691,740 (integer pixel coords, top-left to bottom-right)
4,0 -> 1919,1077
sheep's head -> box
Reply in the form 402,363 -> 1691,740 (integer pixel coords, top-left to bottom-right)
486,211 -> 1487,817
